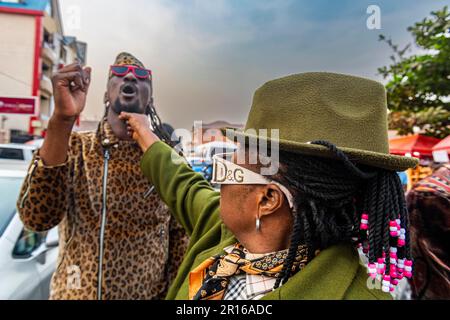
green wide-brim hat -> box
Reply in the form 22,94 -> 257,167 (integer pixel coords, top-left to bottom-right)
226,72 -> 418,172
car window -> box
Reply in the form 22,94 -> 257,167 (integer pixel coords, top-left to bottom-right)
224,147 -> 237,154
0,147 -> 25,160
13,229 -> 44,258
0,177 -> 23,237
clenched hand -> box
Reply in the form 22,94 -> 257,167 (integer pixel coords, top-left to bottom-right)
52,62 -> 92,122
119,112 -> 160,152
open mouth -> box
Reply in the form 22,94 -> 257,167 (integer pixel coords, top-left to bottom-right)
120,83 -> 138,98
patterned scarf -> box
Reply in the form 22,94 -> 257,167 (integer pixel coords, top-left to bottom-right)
189,243 -> 309,300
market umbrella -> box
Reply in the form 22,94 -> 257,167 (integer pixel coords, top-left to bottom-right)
389,134 -> 441,158
431,135 -> 450,162
432,135 -> 450,154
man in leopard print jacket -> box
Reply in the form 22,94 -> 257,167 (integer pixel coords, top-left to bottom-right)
16,52 -> 188,300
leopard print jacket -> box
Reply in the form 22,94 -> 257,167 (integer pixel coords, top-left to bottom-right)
17,119 -> 188,300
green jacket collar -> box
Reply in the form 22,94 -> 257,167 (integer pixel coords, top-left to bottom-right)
218,224 -> 362,299
262,243 -> 360,300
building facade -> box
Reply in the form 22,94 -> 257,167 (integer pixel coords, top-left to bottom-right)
0,0 -> 87,143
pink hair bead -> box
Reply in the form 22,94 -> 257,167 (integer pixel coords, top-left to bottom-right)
389,265 -> 398,278
377,258 -> 385,274
360,213 -> 369,230
404,260 -> 413,278
390,221 -> 399,237
382,275 -> 391,293
392,279 -> 399,286
389,247 -> 398,264
397,261 -> 404,277
368,263 -> 377,278
404,260 -> 413,271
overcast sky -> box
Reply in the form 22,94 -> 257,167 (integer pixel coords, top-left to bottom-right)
60,0 -> 448,129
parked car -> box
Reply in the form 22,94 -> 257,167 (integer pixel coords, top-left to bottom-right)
25,139 -> 44,149
0,169 -> 59,300
0,144 -> 37,171
186,156 -> 213,181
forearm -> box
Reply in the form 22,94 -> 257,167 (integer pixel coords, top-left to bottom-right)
17,153 -> 71,231
140,141 -> 221,235
39,115 -> 76,166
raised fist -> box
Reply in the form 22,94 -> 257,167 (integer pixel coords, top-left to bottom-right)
51,62 -> 92,121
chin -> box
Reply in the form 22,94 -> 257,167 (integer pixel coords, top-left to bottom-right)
112,100 -> 143,114
122,105 -> 143,114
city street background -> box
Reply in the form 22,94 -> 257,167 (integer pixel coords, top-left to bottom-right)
60,0 -> 448,129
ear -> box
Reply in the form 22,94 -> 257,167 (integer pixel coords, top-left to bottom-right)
257,184 -> 285,219
103,91 -> 109,104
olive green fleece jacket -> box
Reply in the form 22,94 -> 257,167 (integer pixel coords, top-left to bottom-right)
141,141 -> 391,300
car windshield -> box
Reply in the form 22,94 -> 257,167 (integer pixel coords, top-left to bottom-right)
0,147 -> 25,160
0,176 -> 23,237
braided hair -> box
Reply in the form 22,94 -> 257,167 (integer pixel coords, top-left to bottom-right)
270,140 -> 412,292
146,104 -> 175,147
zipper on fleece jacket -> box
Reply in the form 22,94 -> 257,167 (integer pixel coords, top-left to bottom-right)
97,147 -> 110,300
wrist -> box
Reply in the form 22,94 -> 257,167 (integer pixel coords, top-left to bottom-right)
50,113 -> 77,126
140,131 -> 159,152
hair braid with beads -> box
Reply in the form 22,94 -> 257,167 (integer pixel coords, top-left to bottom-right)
266,140 -> 412,292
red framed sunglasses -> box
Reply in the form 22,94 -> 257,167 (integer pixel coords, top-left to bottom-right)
110,65 -> 152,79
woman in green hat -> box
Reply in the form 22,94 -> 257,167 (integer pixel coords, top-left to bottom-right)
120,72 -> 418,300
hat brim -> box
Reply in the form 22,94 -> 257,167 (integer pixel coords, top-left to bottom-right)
225,129 -> 418,172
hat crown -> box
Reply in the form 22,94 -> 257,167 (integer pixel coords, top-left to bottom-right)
245,72 -> 389,154
113,52 -> 145,68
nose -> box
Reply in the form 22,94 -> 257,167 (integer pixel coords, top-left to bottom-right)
124,70 -> 137,82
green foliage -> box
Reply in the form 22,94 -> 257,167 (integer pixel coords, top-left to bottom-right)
378,6 -> 450,139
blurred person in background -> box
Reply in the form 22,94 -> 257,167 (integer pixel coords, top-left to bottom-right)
407,163 -> 450,299
17,52 -> 187,300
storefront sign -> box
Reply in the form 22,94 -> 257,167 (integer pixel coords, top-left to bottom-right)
0,96 -> 37,115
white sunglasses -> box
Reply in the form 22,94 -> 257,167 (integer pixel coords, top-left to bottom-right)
211,153 -> 294,208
